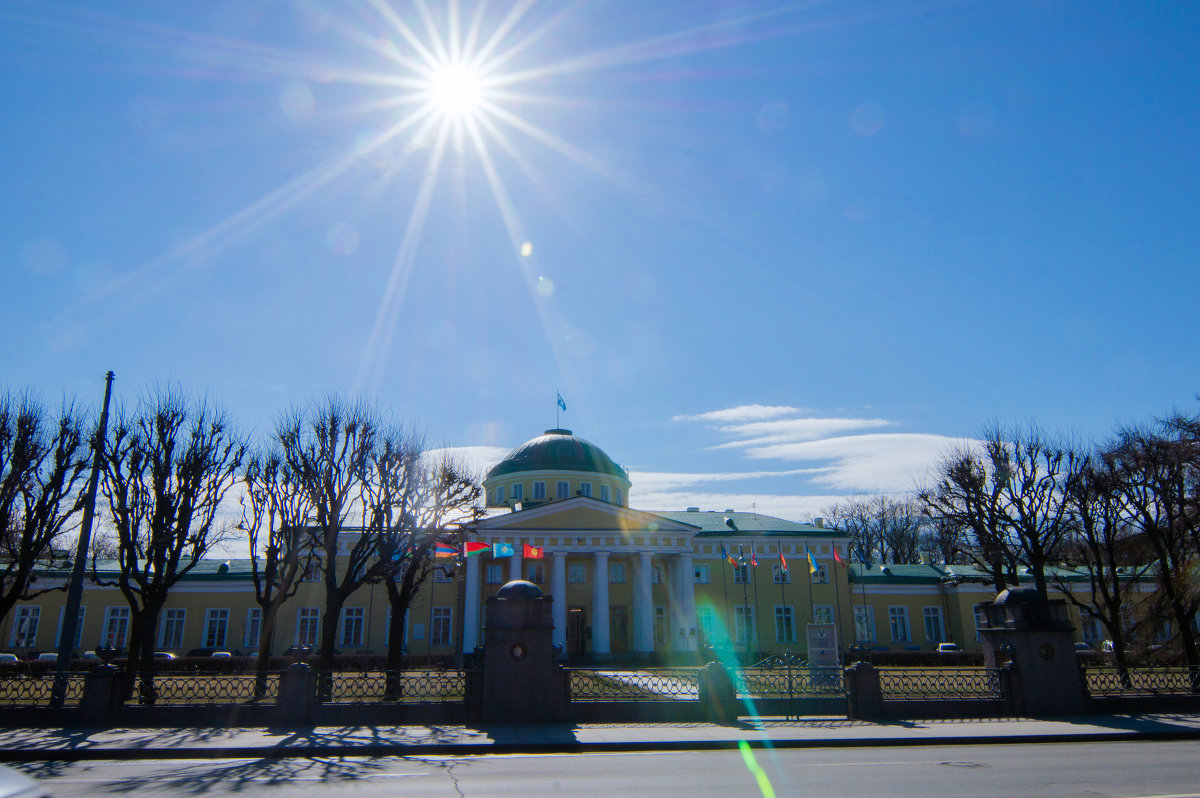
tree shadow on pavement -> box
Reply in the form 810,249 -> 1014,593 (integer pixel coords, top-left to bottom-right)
98,756 -> 390,794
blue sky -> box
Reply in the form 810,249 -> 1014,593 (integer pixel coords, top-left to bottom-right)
4,1 -> 1199,521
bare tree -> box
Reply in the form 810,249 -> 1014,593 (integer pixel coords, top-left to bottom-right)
825,494 -> 932,565
98,390 -> 244,698
365,436 -> 482,672
239,451 -> 313,695
276,396 -> 382,676
0,391 -> 91,627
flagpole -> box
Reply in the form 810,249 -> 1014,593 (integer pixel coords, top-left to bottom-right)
750,544 -> 761,661
720,540 -> 731,651
832,546 -> 846,660
778,546 -> 788,653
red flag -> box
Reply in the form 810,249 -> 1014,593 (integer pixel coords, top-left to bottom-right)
523,543 -> 544,559
778,548 -> 788,572
750,549 -> 758,567
833,547 -> 846,568
462,541 -> 489,557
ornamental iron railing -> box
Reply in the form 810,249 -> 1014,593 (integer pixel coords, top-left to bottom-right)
316,670 -> 467,704
126,672 -> 281,705
1085,667 -> 1200,697
568,669 -> 701,702
878,667 -> 1003,700
735,667 -> 845,700
0,673 -> 86,706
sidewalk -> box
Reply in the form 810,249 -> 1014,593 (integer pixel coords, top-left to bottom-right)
3,715 -> 1200,761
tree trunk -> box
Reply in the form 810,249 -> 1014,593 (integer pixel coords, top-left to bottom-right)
317,591 -> 346,699
254,607 -> 278,699
132,599 -> 164,705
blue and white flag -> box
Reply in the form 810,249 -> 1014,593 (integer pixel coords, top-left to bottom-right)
557,392 -> 567,412
491,542 -> 515,558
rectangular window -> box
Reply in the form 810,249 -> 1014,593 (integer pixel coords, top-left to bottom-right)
609,563 -> 626,584
813,605 -> 834,625
923,607 -> 945,643
10,606 -> 39,649
600,484 -> 611,502
430,607 -> 452,647
973,604 -> 988,642
733,564 -> 750,584
296,607 -> 320,646
526,562 -> 545,584
55,607 -> 85,649
103,607 -> 130,649
1081,610 -> 1101,643
735,606 -> 755,644
811,564 -> 828,584
651,566 -> 661,585
433,566 -> 453,583
889,607 -> 910,643
775,606 -> 796,644
485,564 -> 504,584
853,605 -> 876,643
693,564 -> 710,584
204,609 -> 229,649
568,563 -> 586,583
773,564 -> 790,584
511,482 -> 523,501
654,607 -> 666,645
556,481 -> 570,499
494,486 -> 505,504
159,608 -> 186,650
532,481 -> 546,500
615,488 -> 623,505
579,482 -> 592,498
245,608 -> 262,650
340,607 -> 365,647
697,606 -> 715,642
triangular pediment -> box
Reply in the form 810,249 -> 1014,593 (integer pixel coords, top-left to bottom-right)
474,496 -> 699,535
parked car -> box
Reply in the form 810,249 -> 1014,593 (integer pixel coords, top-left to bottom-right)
0,654 -> 17,664
153,652 -> 177,660
1074,642 -> 1093,653
210,651 -> 232,659
936,642 -> 962,653
0,763 -> 51,798
35,653 -> 56,663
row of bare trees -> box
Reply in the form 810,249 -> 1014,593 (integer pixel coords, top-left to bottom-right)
826,413 -> 1200,669
0,386 -> 482,693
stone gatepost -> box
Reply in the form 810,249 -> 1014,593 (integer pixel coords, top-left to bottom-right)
979,587 -> 1086,716
480,580 -> 569,723
81,665 -> 122,724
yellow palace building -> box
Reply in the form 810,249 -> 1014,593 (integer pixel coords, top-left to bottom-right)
2,428 -> 1134,662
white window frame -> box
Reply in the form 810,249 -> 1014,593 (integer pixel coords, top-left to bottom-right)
773,564 -> 790,584
568,563 -> 586,583
102,606 -> 130,649
609,563 -> 626,584
811,564 -> 829,584
973,603 -> 988,642
9,606 -> 39,649
854,605 -> 876,643
525,562 -> 545,584
159,608 -> 187,650
244,608 -> 262,650
485,563 -> 504,584
813,605 -> 834,625
694,564 -> 711,584
532,481 -> 546,500
340,607 -> 365,647
296,607 -> 320,647
430,607 -> 452,647
615,488 -> 623,505
889,606 -> 910,643
556,481 -> 570,499
650,566 -> 661,585
579,482 -> 592,498
733,564 -> 750,584
923,606 -> 945,643
203,609 -> 229,649
494,485 -> 505,504
735,605 -> 755,645
600,484 -> 611,502
1081,609 -> 1102,643
696,606 -> 715,641
775,605 -> 795,644
510,482 -> 523,502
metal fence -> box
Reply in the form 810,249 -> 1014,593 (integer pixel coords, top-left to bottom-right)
878,667 -> 1003,700
0,673 -> 86,707
568,669 -> 701,702
317,670 -> 467,704
734,667 -> 845,700
125,672 -> 281,705
1085,667 -> 1200,697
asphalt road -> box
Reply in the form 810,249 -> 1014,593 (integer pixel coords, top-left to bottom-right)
12,740 -> 1200,797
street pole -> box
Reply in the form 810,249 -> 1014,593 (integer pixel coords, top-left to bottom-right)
52,370 -> 114,707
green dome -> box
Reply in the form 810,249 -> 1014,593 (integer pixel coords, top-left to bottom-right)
486,429 -> 629,483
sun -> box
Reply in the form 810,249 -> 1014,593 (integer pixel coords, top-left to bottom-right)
425,62 -> 487,120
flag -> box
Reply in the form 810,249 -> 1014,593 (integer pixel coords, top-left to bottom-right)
807,549 -> 819,575
778,548 -> 788,572
462,541 -> 489,557
737,544 -> 746,565
557,392 -> 567,412
833,547 -> 846,568
491,542 -> 515,558
434,543 -> 458,559
750,549 -> 758,567
523,543 -> 544,559
722,544 -> 736,566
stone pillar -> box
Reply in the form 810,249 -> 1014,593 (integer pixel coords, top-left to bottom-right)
463,553 -> 482,655
551,551 -> 567,657
592,552 -> 611,659
633,551 -> 654,658
278,663 -> 316,725
679,552 -> 697,652
845,662 -> 884,720
480,582 -> 568,723
509,542 -> 523,582
669,556 -> 687,653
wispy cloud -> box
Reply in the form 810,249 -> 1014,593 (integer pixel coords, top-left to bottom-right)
672,404 -> 804,424
707,416 -> 893,448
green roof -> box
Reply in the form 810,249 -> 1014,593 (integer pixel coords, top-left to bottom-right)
486,429 -> 630,482
653,510 -> 845,537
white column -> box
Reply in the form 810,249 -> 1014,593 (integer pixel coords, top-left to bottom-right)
633,551 -> 654,658
679,552 -> 697,651
509,541 -> 523,582
551,551 -> 567,657
592,552 -> 611,658
463,554 -> 481,654
669,556 -> 687,652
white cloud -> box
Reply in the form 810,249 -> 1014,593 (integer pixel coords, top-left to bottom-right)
672,404 -> 805,424
707,416 -> 893,448
629,468 -> 829,492
631,488 -> 850,523
428,445 -> 511,478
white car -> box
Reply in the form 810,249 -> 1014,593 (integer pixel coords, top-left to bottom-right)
35,653 -> 56,663
936,642 -> 962,653
0,764 -> 52,798
0,653 -> 18,664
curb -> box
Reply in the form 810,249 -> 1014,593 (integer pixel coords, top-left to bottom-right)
5,728 -> 1200,762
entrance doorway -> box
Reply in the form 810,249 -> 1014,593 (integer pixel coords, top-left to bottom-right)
567,606 -> 587,656
610,606 -> 629,654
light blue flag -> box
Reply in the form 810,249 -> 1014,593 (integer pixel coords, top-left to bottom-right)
491,542 -> 514,558
557,392 -> 567,412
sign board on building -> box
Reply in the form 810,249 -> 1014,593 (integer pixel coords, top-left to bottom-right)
806,623 -> 839,667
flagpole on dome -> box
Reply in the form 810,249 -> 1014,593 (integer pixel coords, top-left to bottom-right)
556,392 -> 566,428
